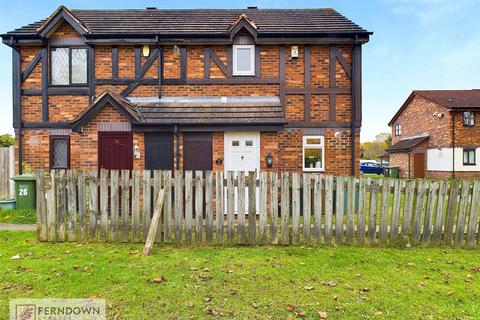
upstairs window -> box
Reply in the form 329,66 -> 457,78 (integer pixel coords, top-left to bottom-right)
462,112 -> 475,127
51,47 -> 87,85
303,136 -> 325,172
394,124 -> 402,136
463,148 -> 476,166
50,136 -> 70,169
233,45 -> 255,76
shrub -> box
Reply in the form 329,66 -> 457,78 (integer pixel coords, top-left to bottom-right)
0,134 -> 14,147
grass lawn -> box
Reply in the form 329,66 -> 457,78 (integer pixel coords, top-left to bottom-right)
1,232 -> 479,319
0,209 -> 36,224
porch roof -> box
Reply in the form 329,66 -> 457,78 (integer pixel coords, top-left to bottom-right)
386,135 -> 429,153
71,92 -> 286,131
134,96 -> 286,125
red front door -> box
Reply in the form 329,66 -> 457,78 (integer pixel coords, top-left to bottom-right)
98,132 -> 133,170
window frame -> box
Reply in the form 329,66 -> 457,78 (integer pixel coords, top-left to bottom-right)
462,111 -> 476,127
302,135 -> 325,172
232,44 -> 255,76
49,135 -> 71,170
49,46 -> 88,86
463,148 -> 476,166
394,124 -> 402,136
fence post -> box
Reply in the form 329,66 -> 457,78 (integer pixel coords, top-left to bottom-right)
357,177 -> 368,245
291,172 -> 300,245
313,174 -> 323,244
280,172 -> 290,245
237,171 -> 246,244
455,180 -> 470,247
205,171 -> 213,242
195,171 -> 204,242
35,170 -> 47,241
248,170 -> 257,244
66,170 -> 77,242
303,173 -> 312,244
324,175 -> 334,245
215,171 -> 224,244
466,180 -> 480,249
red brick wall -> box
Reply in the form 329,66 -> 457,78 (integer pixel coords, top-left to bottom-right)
390,94 -> 480,179
16,23 -> 358,176
391,95 -> 451,147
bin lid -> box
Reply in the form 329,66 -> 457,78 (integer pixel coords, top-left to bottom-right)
11,174 -> 36,181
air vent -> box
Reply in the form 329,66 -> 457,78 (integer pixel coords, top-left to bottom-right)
146,7 -> 157,10
247,6 -> 258,9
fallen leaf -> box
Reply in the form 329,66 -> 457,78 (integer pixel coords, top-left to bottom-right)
304,286 -> 314,291
286,305 -> 295,312
446,260 -> 454,264
186,301 -> 194,308
151,276 -> 166,284
446,291 -> 453,296
374,311 -> 383,316
318,311 -> 328,319
419,282 -> 426,288
359,287 -> 371,292
10,254 -> 21,260
72,265 -> 80,270
204,297 -> 212,302
332,295 -> 338,301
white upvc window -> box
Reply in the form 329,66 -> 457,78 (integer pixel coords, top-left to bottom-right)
233,45 -> 255,76
394,124 -> 402,136
303,136 -> 325,172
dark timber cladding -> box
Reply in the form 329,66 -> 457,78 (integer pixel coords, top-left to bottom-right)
183,133 -> 213,171
144,133 -> 174,170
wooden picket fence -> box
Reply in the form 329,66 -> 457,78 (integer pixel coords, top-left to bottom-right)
0,146 -> 15,200
35,170 -> 480,248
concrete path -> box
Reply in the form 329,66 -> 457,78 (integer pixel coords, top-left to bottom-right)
0,223 -> 36,231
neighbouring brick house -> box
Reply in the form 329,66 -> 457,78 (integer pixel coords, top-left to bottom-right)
387,90 -> 480,179
2,6 -> 371,175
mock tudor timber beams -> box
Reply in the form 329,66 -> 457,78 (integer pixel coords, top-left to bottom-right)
112,46 -> 118,79
41,47 -> 48,122
12,47 -> 21,129
21,50 -> 42,83
204,47 -> 230,78
304,45 -> 311,122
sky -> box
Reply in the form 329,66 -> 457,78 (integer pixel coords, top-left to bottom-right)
0,0 -> 479,141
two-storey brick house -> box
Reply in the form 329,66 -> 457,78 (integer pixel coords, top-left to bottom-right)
387,90 -> 480,179
2,6 -> 371,175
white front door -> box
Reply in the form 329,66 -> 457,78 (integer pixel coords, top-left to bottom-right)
224,132 -> 260,214
224,132 -> 260,172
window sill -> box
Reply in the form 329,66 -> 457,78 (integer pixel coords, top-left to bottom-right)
232,74 -> 256,77
48,84 -> 88,88
303,168 -> 325,173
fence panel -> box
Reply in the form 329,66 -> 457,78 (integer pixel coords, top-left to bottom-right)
0,146 -> 14,200
34,169 -> 479,249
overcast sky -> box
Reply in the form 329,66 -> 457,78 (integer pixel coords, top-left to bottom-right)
0,0 -> 479,141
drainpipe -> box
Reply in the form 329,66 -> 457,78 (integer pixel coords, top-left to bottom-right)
407,152 -> 411,179
351,35 -> 359,176
174,124 -> 180,170
12,43 -> 23,175
452,112 -> 455,179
